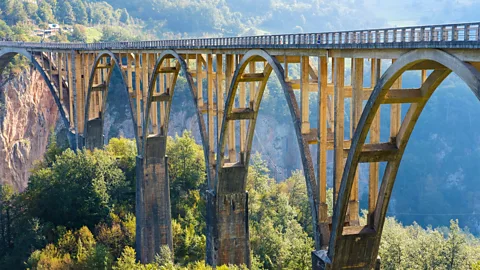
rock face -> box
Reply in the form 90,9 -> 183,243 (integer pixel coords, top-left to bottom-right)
0,68 -> 59,191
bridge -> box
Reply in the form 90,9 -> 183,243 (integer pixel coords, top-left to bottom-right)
1,22 -> 480,269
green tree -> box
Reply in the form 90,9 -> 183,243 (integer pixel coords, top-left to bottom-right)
71,0 -> 88,25
56,1 -> 75,24
166,131 -> 206,219
89,2 -> 115,25
0,184 -> 15,255
443,220 -> 469,269
24,2 -> 40,22
96,213 -> 135,259
70,24 -> 87,42
113,246 -> 141,270
0,20 -> 13,39
37,1 -> 56,23
25,149 -> 125,230
8,1 -> 28,24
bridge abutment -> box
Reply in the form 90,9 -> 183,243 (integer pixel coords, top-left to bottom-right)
136,135 -> 173,263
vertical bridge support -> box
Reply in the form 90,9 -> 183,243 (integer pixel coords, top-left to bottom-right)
85,118 -> 103,149
136,135 -> 173,263
209,165 -> 250,267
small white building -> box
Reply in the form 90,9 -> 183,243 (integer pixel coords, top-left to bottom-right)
48,24 -> 61,32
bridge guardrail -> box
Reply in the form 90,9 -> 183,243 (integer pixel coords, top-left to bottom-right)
0,22 -> 479,50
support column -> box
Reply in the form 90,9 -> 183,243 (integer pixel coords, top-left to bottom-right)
349,58 -> 363,225
333,58 -> 345,203
317,56 -> 329,248
213,165 -> 250,267
136,135 -> 173,263
390,59 -> 402,140
368,59 -> 381,226
85,118 -> 103,150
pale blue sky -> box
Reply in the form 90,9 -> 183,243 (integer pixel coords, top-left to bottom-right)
251,0 -> 480,34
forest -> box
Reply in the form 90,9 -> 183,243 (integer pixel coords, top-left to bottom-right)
1,134 -> 480,269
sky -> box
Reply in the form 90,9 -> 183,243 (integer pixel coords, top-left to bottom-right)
245,0 -> 480,34
363,0 -> 479,27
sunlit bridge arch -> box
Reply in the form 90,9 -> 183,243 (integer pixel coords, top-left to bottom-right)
214,49 -> 320,266
139,49 -> 211,263
327,49 -> 480,268
83,51 -> 139,151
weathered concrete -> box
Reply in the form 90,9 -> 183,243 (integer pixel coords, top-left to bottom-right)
210,165 -> 250,267
85,118 -> 103,150
136,135 -> 173,263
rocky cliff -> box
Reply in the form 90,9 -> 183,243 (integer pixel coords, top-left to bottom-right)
0,68 -> 60,191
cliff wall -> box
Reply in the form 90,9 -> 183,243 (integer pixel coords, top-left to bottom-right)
0,68 -> 59,191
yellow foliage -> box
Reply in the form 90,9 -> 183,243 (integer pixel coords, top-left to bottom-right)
34,244 -> 73,270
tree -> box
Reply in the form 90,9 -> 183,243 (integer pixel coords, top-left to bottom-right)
0,184 -> 15,256
443,220 -> 469,269
166,131 -> 206,219
37,1 -> 56,23
27,226 -> 114,269
71,0 -> 88,25
95,213 -> 135,259
25,149 -> 125,230
89,2 -> 115,25
0,20 -> 13,39
56,1 -> 75,24
113,246 -> 140,270
70,24 -> 87,42
8,1 -> 28,24
105,138 -> 137,211
24,2 -> 39,22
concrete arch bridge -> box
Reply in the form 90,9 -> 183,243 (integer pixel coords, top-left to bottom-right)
1,22 -> 480,269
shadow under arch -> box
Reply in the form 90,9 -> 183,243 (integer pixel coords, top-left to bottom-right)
216,49 -> 320,262
0,47 -> 73,145
327,49 -> 480,268
83,51 -> 139,151
137,49 -> 210,263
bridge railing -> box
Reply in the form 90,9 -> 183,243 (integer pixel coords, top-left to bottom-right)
1,22 -> 479,50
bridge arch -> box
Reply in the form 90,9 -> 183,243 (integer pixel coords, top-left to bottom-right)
142,50 -> 210,173
83,51 -> 138,151
327,49 -> 480,267
215,49 -> 320,265
0,47 -> 72,145
138,49 -> 210,263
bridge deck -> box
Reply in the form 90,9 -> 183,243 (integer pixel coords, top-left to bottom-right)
1,22 -> 480,51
